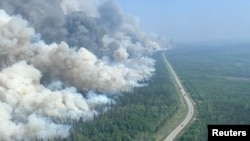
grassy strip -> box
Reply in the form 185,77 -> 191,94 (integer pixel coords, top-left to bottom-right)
154,54 -> 189,141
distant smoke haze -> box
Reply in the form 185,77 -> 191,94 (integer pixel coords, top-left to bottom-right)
0,0 -> 169,140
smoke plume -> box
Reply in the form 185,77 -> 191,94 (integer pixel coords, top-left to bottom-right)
0,0 -> 169,140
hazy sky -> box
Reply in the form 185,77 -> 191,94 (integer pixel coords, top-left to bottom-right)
116,0 -> 250,43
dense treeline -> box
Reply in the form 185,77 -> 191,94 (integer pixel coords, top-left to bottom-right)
52,53 -> 179,141
166,44 -> 250,141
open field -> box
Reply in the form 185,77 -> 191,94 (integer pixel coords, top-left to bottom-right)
165,43 -> 250,140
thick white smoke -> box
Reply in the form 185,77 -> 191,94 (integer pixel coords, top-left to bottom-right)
0,8 -> 154,93
0,10 -> 115,141
0,0 -> 169,140
0,61 -> 114,140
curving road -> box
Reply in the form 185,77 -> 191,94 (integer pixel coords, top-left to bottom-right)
163,54 -> 194,141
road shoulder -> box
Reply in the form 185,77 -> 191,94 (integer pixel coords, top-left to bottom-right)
162,53 -> 195,141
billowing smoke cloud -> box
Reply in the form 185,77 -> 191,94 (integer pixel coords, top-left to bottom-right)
0,0 -> 164,56
0,0 -> 169,140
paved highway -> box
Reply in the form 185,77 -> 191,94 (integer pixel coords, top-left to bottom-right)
163,54 -> 194,141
